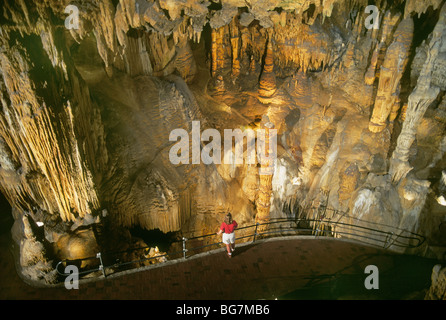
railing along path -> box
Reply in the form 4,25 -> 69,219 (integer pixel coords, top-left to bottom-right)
55,213 -> 425,279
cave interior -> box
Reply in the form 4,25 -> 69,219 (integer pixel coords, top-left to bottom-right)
0,0 -> 445,290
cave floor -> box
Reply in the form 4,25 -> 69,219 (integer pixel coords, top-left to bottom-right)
0,231 -> 438,300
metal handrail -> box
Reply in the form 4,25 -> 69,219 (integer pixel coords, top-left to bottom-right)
55,216 -> 425,280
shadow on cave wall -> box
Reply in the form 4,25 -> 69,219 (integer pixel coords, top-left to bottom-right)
0,192 -> 13,235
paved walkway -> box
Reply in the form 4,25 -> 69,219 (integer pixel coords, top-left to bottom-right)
0,233 -> 437,300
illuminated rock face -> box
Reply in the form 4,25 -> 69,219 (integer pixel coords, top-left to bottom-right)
258,36 -> 276,98
426,264 -> 446,300
368,18 -> 414,133
0,0 -> 446,283
390,4 -> 446,184
0,39 -> 103,223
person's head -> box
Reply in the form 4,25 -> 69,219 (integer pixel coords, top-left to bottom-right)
224,213 -> 233,224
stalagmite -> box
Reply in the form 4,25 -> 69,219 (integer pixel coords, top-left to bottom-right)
368,18 -> 414,133
338,162 -> 360,202
255,116 -> 276,231
390,3 -> 446,183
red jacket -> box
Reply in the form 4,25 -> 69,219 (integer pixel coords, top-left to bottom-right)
220,221 -> 238,234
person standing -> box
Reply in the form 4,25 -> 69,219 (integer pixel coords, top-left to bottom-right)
217,213 -> 238,258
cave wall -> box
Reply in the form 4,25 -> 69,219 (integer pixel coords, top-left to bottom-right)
0,0 -> 446,281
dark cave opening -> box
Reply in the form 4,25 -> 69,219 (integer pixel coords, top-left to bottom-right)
129,226 -> 180,253
208,0 -> 223,11
201,22 -> 213,68
0,191 -> 13,235
300,3 -> 317,24
412,5 -> 443,49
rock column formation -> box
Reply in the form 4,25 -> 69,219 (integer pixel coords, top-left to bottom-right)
255,117 -> 276,231
368,18 -> 414,133
390,3 -> 446,183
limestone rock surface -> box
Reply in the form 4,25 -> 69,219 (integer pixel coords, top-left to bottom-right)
0,0 -> 445,289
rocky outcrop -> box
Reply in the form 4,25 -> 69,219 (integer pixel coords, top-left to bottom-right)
54,228 -> 100,268
425,264 -> 446,300
15,214 -> 57,284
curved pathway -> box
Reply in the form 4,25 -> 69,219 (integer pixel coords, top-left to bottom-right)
0,233 -> 437,300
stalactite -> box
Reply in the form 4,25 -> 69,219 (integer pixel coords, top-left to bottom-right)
389,88 -> 401,122
211,26 -> 226,78
175,36 -> 197,83
211,28 -> 218,77
249,55 -> 257,74
0,44 -> 101,222
400,102 -> 408,122
364,41 -> 380,85
121,30 -> 153,76
148,31 -> 176,75
229,16 -> 240,78
258,33 -> 276,98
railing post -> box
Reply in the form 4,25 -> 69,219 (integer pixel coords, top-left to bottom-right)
314,220 -> 320,238
96,252 -> 106,277
384,232 -> 394,249
253,223 -> 259,243
182,237 -> 188,259
55,260 -> 65,276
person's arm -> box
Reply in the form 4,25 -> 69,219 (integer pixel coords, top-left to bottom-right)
216,223 -> 224,235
